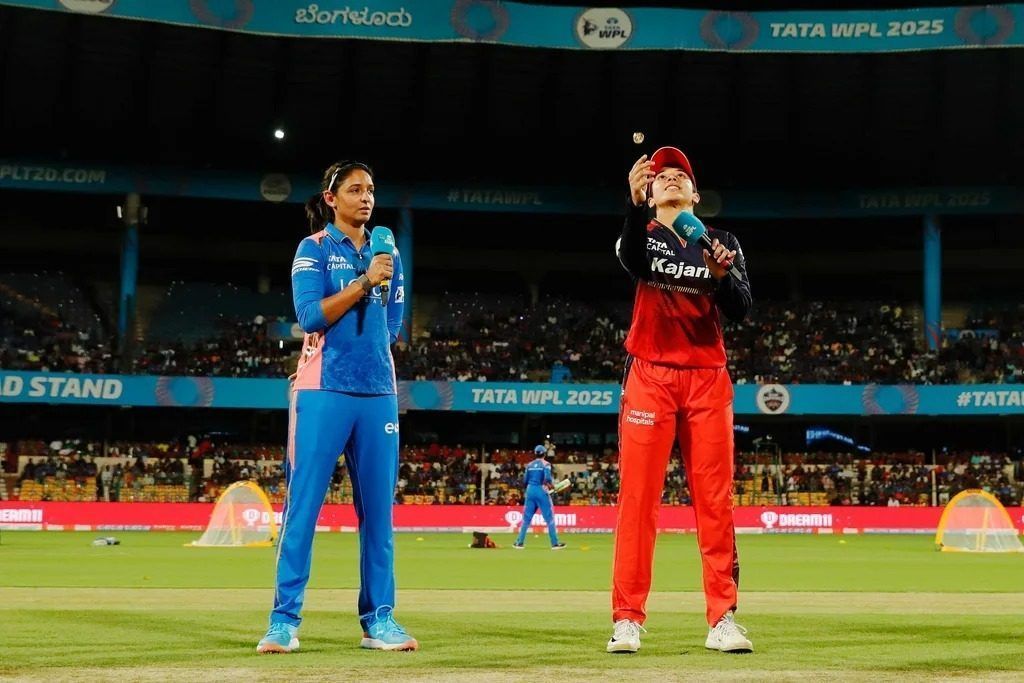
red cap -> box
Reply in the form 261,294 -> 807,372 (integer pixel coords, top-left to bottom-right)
651,146 -> 696,188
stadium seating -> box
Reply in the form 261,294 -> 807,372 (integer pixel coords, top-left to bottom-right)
146,282 -> 292,343
0,272 -> 112,373
16,477 -> 96,502
119,484 -> 190,503
0,272 -> 104,339
2,275 -> 1020,384
10,439 -> 1019,508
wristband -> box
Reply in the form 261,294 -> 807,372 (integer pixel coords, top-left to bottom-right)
356,274 -> 373,293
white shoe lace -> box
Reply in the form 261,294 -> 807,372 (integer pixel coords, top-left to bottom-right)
612,619 -> 646,642
712,614 -> 748,640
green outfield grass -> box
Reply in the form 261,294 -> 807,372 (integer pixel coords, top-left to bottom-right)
2,532 -> 1023,680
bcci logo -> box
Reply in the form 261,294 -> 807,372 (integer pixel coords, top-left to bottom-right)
760,510 -> 779,529
576,8 -> 633,49
756,384 -> 791,415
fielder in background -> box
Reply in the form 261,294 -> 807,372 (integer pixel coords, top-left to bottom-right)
608,147 -> 753,655
513,445 -> 567,550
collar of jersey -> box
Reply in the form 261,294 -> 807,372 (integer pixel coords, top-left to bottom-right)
325,222 -> 370,250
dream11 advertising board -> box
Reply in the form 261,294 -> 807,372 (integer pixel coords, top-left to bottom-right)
2,503 -> 1023,535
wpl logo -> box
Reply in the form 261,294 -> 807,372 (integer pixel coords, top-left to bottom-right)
576,8 -> 633,49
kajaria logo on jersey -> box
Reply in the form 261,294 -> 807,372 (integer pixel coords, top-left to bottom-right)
651,258 -> 711,280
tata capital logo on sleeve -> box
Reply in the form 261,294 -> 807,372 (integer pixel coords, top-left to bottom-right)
756,383 -> 791,415
576,8 -> 633,49
58,0 -> 115,14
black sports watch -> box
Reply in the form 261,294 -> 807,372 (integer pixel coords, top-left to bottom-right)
356,274 -> 373,293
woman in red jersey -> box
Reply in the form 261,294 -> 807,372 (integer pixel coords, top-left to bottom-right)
607,147 -> 753,655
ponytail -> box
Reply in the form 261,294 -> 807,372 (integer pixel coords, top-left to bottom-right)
305,193 -> 332,234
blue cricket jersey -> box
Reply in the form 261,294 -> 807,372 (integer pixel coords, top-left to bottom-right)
290,223 -> 405,395
523,458 -> 553,488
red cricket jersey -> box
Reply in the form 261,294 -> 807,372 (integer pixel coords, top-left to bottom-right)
616,202 -> 751,369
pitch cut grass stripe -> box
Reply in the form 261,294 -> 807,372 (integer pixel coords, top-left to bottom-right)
3,533 -> 1022,593
3,609 -> 1023,678
7,670 -> 1024,683
3,587 -> 1024,615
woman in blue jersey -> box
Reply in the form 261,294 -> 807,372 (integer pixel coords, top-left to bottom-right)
257,161 -> 416,653
512,445 -> 566,550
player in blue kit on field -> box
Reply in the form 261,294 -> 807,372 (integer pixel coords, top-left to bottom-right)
257,161 -> 417,654
513,445 -> 566,550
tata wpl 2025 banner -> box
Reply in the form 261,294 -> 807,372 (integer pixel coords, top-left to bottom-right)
2,371 -> 1024,415
1,2 -> 1021,53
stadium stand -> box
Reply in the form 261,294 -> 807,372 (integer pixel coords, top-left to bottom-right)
8,440 -> 1020,507
0,272 -> 112,372
2,274 -> 1020,384
145,282 -> 292,344
727,300 -> 1024,385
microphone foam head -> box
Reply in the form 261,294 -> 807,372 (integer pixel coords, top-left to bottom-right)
370,226 -> 395,255
671,212 -> 706,245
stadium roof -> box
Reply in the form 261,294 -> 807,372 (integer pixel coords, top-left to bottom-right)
1,2 -> 1021,191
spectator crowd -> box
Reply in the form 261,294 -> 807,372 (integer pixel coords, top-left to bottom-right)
5,283 -> 1020,385
134,317 -> 293,378
6,439 -> 1021,508
726,301 -> 1023,385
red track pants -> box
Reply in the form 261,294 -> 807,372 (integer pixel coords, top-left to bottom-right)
612,357 -> 739,626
